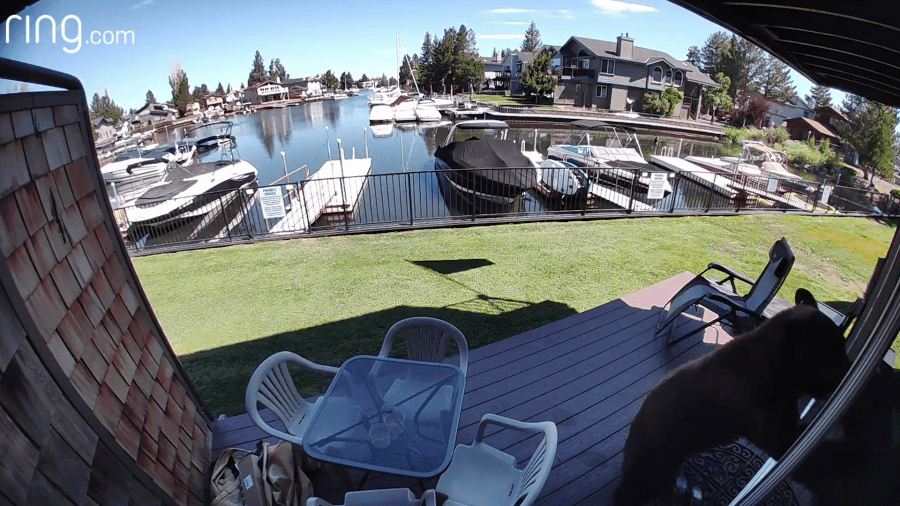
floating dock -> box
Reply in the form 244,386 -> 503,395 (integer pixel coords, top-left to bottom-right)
268,155 -> 372,234
586,181 -> 655,211
650,155 -> 737,197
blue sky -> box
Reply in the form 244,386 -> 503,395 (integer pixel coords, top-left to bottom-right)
0,0 -> 842,111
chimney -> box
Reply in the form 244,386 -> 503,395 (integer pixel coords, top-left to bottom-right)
616,33 -> 634,60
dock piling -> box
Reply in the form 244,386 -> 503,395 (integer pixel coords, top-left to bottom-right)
363,127 -> 369,158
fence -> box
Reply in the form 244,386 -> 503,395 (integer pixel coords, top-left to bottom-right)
118,165 -> 897,255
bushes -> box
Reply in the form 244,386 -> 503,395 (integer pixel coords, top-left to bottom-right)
641,86 -> 684,117
765,126 -> 789,145
784,140 -> 824,166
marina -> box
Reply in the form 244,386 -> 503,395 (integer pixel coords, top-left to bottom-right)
101,93 -> 891,254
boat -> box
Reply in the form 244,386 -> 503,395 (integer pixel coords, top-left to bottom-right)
367,87 -> 401,106
434,120 -> 538,205
684,156 -> 762,176
124,157 -> 258,229
391,96 -> 419,122
368,104 -> 394,124
417,96 -> 456,111
415,104 -> 442,122
519,132 -> 586,201
185,121 -> 236,152
547,119 -> 672,195
102,141 -> 198,204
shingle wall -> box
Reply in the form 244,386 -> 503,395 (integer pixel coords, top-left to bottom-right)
0,91 -> 212,506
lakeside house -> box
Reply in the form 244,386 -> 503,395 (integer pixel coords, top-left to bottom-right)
282,77 -> 323,99
550,34 -> 718,118
244,79 -> 289,104
479,50 -> 505,91
500,52 -> 534,95
757,92 -> 815,126
92,116 -> 116,141
131,102 -> 177,127
203,94 -> 224,110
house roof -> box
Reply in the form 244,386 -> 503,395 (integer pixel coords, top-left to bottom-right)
786,116 -> 838,138
666,0 -> 900,107
563,36 -> 718,87
815,105 -> 850,122
92,116 -> 114,127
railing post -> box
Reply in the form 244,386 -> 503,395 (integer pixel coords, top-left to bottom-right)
407,172 -> 414,226
299,182 -> 311,233
626,170 -> 637,214
219,192 -> 232,242
670,173 -> 680,213
704,175 -> 715,213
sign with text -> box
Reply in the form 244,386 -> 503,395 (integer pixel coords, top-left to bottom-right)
261,186 -> 286,219
766,178 -> 779,193
647,173 -> 668,200
820,185 -> 833,205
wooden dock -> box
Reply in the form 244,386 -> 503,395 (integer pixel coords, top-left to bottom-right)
268,157 -> 372,234
650,155 -> 737,198
211,272 -> 818,505
586,181 -> 655,211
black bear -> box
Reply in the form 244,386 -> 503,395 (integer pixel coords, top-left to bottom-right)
614,289 -> 850,506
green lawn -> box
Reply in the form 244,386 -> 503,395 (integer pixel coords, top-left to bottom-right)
132,215 -> 898,415
471,94 -> 553,108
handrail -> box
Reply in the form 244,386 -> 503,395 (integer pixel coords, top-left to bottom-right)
0,57 -> 83,91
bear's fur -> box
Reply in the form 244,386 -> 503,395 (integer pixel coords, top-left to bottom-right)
614,289 -> 850,506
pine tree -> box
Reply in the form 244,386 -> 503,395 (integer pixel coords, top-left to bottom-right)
215,82 -> 225,94
838,95 -> 900,179
248,51 -> 267,86
805,84 -> 832,109
521,21 -> 542,53
699,31 -> 730,75
145,89 -> 156,104
719,35 -> 764,99
268,58 -> 286,81
168,61 -> 191,114
522,48 -> 556,102
226,83 -> 233,94
686,46 -> 701,67
755,54 -> 795,102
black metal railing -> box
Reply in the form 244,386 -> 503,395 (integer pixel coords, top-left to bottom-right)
116,166 -> 897,255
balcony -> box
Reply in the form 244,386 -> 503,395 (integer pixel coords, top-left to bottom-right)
558,66 -> 597,80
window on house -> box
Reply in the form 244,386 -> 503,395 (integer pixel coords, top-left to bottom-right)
665,69 -> 673,84
565,58 -> 573,67
599,59 -> 616,75
674,71 -> 683,87
596,85 -> 608,98
551,58 -> 561,69
652,66 -> 663,83
580,59 -> 590,70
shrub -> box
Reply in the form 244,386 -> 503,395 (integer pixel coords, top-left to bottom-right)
641,93 -> 667,115
784,140 -> 823,166
808,136 -> 816,150
661,86 -> 684,117
819,137 -> 830,155
891,188 -> 900,200
745,128 -> 766,141
765,126 -> 789,145
740,95 -> 770,127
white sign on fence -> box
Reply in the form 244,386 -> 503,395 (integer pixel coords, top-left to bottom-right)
647,173 -> 668,200
766,178 -> 779,193
821,185 -> 833,205
261,186 -> 286,219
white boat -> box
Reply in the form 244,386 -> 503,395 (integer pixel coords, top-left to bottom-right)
102,142 -> 198,203
547,119 -> 672,195
415,105 -> 442,122
369,104 -> 394,123
417,97 -> 456,111
124,159 -> 258,228
368,87 -> 401,106
392,96 -> 419,122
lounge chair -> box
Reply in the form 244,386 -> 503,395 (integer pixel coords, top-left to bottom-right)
656,237 -> 794,344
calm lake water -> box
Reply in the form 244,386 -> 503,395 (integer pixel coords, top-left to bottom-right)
127,92 -> 729,248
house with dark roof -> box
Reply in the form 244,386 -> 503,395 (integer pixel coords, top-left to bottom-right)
479,50 -> 506,90
501,52 -> 534,95
92,116 -> 116,141
784,116 -> 838,142
756,92 -> 815,126
132,102 -> 176,126
551,34 -> 718,118
814,105 -> 849,132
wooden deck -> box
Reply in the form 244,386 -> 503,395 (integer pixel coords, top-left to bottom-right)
210,272 -> 798,505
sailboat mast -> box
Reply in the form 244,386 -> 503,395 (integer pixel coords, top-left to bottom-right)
397,33 -> 421,95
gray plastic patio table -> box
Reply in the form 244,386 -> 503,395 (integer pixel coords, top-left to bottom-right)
302,355 -> 466,478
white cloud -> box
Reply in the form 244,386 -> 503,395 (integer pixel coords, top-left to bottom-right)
490,20 -> 528,25
488,8 -> 534,13
590,0 -> 657,14
479,33 -> 526,39
133,0 -> 153,9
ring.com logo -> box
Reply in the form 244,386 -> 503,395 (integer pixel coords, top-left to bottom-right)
5,14 -> 135,54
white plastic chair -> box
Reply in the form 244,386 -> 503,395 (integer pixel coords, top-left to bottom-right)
307,488 -> 436,506
435,414 -> 558,506
245,351 -> 341,446
379,317 -> 469,374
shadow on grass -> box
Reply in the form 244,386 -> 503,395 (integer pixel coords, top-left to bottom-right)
182,297 -> 578,415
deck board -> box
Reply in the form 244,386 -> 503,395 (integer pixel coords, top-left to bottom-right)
211,272 -> 810,505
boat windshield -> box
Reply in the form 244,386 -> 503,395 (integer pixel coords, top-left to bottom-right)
442,120 -> 510,146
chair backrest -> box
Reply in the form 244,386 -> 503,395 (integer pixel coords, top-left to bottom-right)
511,423 -> 559,506
245,351 -> 338,443
379,317 -> 469,374
744,237 -> 794,312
